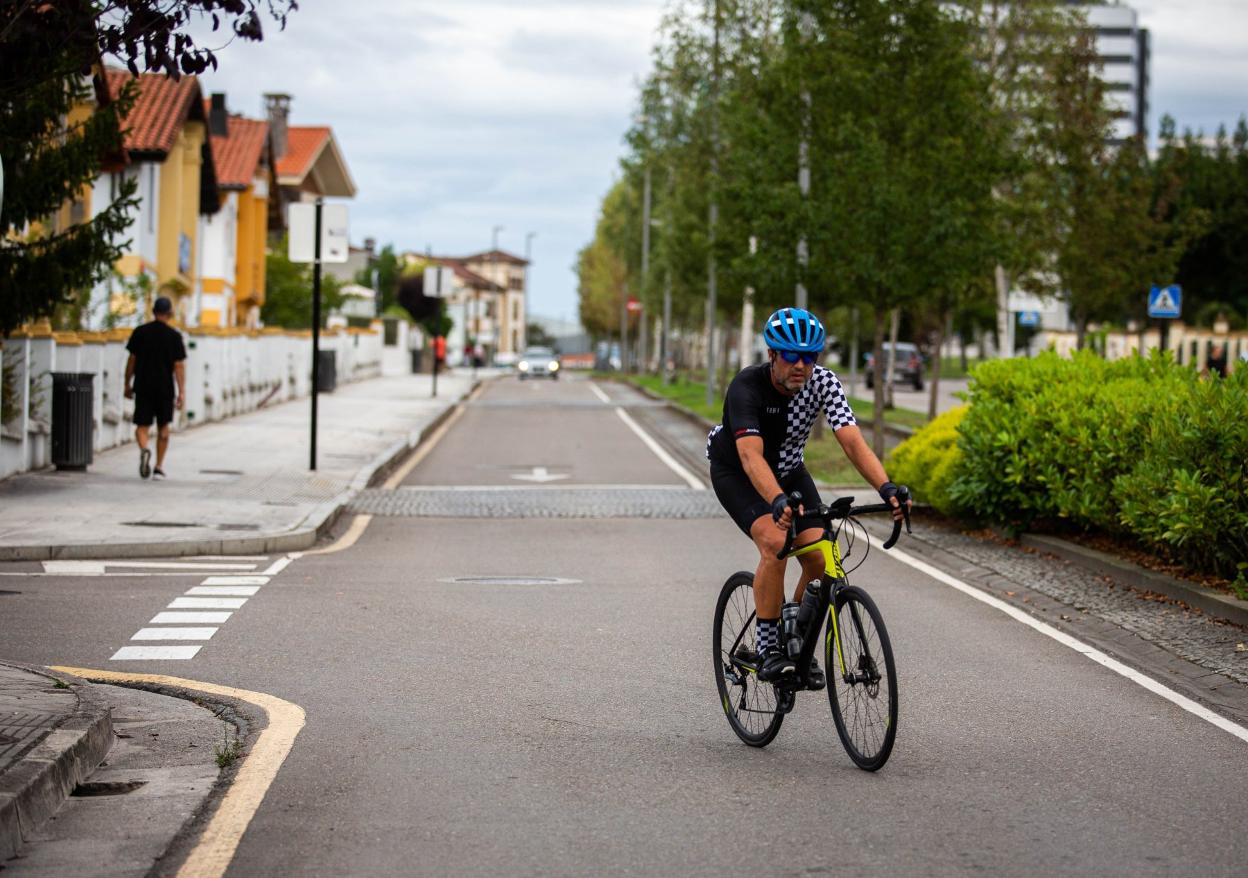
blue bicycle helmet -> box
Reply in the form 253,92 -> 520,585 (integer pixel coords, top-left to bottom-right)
763,307 -> 825,353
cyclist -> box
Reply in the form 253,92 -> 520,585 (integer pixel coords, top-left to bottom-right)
707,307 -> 911,683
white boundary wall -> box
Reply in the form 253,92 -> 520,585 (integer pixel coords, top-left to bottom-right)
0,324 -> 382,480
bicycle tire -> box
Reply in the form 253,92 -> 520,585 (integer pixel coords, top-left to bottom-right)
713,571 -> 784,747
825,585 -> 898,770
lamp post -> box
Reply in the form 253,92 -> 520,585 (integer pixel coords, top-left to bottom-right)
524,231 -> 536,350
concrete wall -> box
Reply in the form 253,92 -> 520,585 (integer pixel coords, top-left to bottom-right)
0,323 -> 382,480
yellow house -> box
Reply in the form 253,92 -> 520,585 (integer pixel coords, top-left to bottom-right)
102,68 -> 220,325
203,93 -> 272,327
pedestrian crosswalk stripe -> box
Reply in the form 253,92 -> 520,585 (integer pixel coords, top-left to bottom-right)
111,645 -> 202,661
149,611 -> 232,624
201,575 -> 270,586
186,585 -> 261,596
43,560 -> 258,574
168,596 -> 248,609
132,627 -> 218,640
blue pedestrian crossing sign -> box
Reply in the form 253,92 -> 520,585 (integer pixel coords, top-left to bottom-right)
1018,311 -> 1040,327
1148,285 -> 1181,319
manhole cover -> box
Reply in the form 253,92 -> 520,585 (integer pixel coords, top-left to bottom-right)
441,576 -> 581,586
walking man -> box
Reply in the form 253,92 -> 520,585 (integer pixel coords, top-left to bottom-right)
124,296 -> 186,480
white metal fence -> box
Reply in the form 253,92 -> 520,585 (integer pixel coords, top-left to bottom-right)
0,321 -> 382,479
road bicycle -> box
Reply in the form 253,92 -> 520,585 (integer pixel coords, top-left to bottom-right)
712,488 -> 911,770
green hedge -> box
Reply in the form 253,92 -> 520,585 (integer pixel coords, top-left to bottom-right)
888,351 -> 1247,581
887,405 -> 967,516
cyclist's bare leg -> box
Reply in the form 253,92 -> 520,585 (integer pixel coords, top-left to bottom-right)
793,533 -> 825,602
748,521 -> 824,613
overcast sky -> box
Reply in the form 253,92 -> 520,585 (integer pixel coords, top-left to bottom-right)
195,1 -> 1248,324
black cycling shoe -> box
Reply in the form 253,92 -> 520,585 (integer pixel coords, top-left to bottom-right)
733,646 -> 759,668
805,657 -> 826,691
757,648 -> 797,682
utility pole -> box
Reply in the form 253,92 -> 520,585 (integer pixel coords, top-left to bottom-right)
524,231 -> 536,350
640,164 -> 652,373
796,10 -> 813,311
704,0 -> 721,409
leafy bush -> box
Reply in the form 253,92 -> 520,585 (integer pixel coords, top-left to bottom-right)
946,350 -> 1247,579
886,405 -> 967,516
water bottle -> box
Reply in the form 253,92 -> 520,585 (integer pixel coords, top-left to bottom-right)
797,580 -> 822,636
781,602 -> 802,658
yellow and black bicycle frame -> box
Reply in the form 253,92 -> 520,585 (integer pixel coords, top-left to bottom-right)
786,533 -> 852,681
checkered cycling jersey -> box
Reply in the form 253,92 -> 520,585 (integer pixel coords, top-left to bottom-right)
706,364 -> 857,477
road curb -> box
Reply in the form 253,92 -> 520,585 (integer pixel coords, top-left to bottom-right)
0,663 -> 113,860
1019,533 -> 1248,628
0,380 -> 482,562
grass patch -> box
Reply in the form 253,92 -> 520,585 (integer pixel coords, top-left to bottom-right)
52,679 -> 69,690
214,732 -> 244,769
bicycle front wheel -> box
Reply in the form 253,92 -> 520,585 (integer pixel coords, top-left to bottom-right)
713,571 -> 784,747
825,585 -> 898,770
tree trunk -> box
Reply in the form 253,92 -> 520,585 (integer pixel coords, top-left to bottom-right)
884,307 -> 900,409
872,309 -> 887,460
959,329 -> 968,374
929,310 -> 947,421
1075,314 -> 1087,351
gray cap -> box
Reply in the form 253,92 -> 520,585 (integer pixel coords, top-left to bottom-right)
153,296 -> 173,315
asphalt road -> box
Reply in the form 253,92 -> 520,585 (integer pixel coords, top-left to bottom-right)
2,374 -> 1246,876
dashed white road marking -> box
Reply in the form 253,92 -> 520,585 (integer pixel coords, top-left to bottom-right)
186,585 -> 261,597
132,627 -> 218,641
259,556 -> 294,577
168,597 -> 248,610
201,576 -> 270,586
887,547 -> 1248,747
588,382 -> 612,403
150,611 -> 233,624
111,645 -> 202,660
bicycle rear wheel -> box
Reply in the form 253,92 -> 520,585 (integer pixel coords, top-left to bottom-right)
713,571 -> 784,747
825,585 -> 897,770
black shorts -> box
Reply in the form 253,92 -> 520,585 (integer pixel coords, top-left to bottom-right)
710,461 -> 823,536
133,394 -> 174,427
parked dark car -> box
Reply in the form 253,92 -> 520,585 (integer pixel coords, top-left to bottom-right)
517,347 -> 560,380
863,342 -> 925,391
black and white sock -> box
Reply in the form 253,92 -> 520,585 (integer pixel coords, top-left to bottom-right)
756,617 -> 779,656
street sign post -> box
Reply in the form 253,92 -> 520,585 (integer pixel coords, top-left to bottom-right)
1148,284 -> 1181,352
422,265 -> 455,398
289,201 -> 350,471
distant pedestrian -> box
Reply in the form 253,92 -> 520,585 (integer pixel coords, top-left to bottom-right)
124,296 -> 186,480
1206,343 -> 1228,379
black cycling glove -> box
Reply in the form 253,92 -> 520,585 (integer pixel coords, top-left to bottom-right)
771,493 -> 789,523
878,481 -> 900,504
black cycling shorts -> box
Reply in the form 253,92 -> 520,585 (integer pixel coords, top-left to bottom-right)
133,393 -> 174,427
710,461 -> 823,536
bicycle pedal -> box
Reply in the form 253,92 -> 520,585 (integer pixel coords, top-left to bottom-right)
775,688 -> 796,715
804,671 -> 826,692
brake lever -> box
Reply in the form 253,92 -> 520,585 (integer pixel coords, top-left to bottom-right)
775,491 -> 803,560
882,485 -> 912,550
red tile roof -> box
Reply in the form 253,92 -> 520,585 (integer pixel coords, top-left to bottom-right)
104,68 -> 203,156
209,114 -> 269,190
463,249 -> 529,266
276,126 -> 330,180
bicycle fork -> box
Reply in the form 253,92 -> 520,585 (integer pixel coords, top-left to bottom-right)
798,577 -> 879,689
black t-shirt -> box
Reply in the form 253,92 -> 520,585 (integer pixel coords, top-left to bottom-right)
126,321 -> 186,398
706,363 -> 857,477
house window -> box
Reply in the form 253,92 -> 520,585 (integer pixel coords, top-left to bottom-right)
509,274 -> 524,291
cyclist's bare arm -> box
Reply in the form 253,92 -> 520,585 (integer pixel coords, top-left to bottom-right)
736,436 -> 793,529
833,425 -> 909,521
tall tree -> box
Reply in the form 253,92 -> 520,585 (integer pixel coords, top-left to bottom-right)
0,1 -> 298,334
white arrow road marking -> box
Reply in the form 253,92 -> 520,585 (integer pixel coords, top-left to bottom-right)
512,466 -> 571,483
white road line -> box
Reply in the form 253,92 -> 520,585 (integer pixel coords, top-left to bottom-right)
396,484 -> 692,492
43,560 -> 257,574
588,382 -> 612,403
887,547 -> 1248,747
186,586 -> 261,597
614,407 -> 706,490
110,645 -> 202,661
150,611 -> 233,624
183,556 -> 270,561
259,556 -> 293,577
168,597 -> 248,609
132,627 -> 218,641
201,576 -> 270,586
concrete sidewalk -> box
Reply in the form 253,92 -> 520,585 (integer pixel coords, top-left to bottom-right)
0,370 -> 485,561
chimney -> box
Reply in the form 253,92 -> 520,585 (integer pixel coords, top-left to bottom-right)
209,93 -> 228,137
263,92 -> 291,159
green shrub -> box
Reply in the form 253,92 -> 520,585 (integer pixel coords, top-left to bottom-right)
947,350 -> 1247,579
887,405 -> 967,516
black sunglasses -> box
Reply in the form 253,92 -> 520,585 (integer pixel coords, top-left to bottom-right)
777,350 -> 818,365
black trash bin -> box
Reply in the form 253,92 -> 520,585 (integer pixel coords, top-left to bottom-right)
409,349 -> 423,374
316,349 -> 337,393
51,372 -> 95,470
